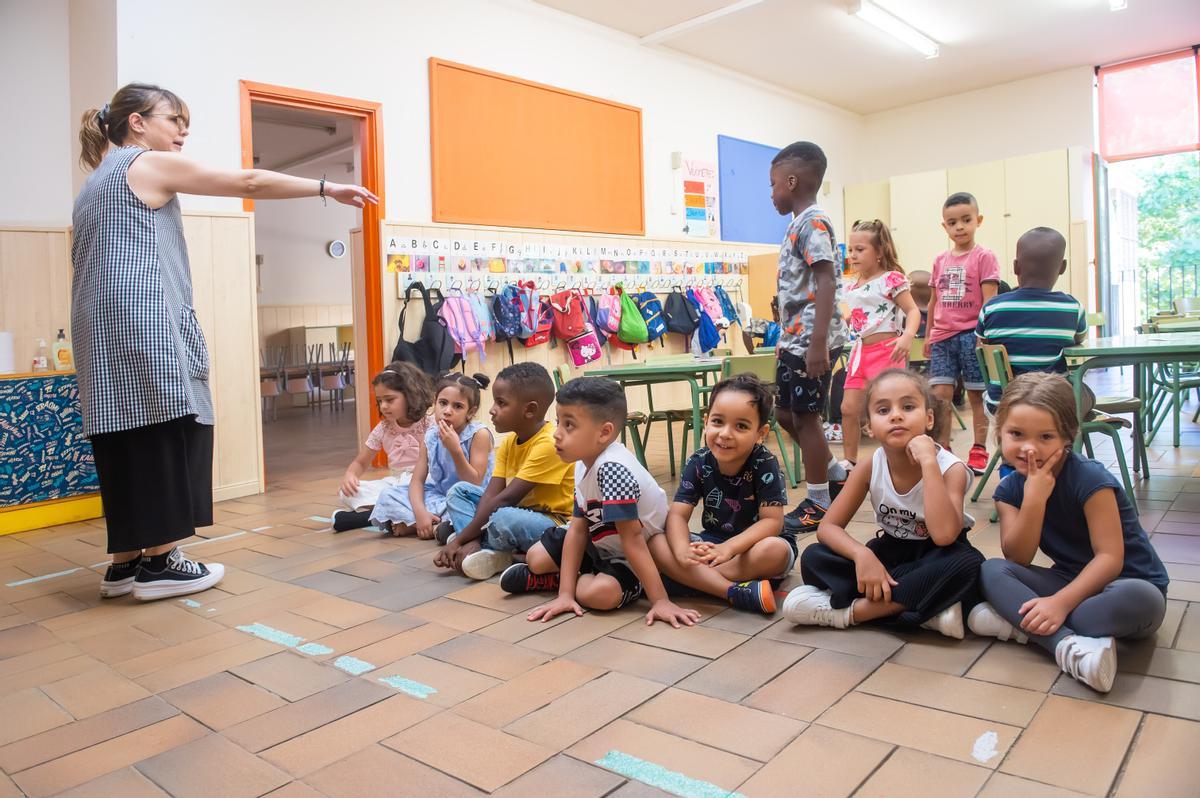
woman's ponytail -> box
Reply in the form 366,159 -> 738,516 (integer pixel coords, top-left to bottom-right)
79,107 -> 109,171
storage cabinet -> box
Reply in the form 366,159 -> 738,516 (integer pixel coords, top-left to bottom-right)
848,148 -> 1075,288
888,169 -> 950,274
947,159 -> 1009,281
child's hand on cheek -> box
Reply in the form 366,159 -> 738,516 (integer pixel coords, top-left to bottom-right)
905,434 -> 938,465
1024,446 -> 1063,500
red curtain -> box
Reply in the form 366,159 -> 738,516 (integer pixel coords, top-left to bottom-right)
1099,48 -> 1199,162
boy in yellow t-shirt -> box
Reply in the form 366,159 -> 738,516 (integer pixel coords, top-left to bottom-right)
435,363 -> 574,580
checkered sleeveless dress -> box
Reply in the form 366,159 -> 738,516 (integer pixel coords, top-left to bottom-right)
71,146 -> 214,438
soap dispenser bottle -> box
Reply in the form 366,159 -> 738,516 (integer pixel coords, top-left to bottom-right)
52,329 -> 74,371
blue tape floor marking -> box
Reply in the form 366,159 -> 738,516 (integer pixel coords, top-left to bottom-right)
378,675 -> 438,699
296,642 -> 334,656
6,568 -> 82,587
594,751 -> 747,798
235,622 -> 306,648
333,655 -> 375,675
179,599 -> 202,608
308,516 -> 333,523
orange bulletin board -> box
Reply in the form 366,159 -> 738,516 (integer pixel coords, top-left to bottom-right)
429,58 -> 645,235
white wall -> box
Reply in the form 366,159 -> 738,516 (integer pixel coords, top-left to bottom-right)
0,0 -> 73,225
858,67 -> 1095,182
253,157 -> 356,305
111,0 -> 862,236
68,0 -> 117,197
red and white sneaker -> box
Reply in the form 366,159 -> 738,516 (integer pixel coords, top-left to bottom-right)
967,444 -> 989,475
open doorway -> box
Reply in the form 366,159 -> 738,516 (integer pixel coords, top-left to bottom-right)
240,82 -> 385,487
252,105 -> 359,482
1106,151 -> 1200,331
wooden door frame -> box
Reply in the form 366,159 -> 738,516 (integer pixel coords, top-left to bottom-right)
238,80 -> 386,439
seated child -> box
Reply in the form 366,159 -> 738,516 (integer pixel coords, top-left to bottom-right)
370,372 -> 495,537
649,374 -> 790,615
976,227 -> 1087,416
783,368 -> 983,637
503,377 -> 701,628
971,373 -> 1168,693
434,362 -> 574,580
333,362 -> 433,532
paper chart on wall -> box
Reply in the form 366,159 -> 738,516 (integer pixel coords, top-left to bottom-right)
678,157 -> 719,239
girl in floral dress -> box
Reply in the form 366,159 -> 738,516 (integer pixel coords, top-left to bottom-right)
839,220 -> 922,468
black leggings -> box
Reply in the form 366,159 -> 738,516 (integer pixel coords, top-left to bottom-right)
800,530 -> 983,626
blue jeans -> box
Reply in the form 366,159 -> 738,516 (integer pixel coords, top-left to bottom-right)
443,481 -> 561,553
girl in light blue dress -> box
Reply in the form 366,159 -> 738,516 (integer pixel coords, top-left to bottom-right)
371,373 -> 495,538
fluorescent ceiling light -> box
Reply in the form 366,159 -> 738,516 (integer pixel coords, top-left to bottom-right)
851,1 -> 939,59
1110,0 -> 1127,10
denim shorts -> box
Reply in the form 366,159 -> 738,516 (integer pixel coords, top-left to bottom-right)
929,330 -> 984,390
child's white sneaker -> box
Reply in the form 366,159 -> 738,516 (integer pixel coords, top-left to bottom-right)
460,548 -> 514,581
781,585 -> 851,628
1055,634 -> 1117,693
967,602 -> 1029,644
920,602 -> 964,639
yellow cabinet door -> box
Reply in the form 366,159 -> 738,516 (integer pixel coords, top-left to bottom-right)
843,179 -> 891,241
889,169 -> 949,274
1004,150 -> 1070,279
948,159 -> 1009,282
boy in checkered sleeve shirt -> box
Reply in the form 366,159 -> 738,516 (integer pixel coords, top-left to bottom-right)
500,377 -> 701,629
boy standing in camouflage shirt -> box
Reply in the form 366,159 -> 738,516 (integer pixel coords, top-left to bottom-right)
769,141 -> 848,532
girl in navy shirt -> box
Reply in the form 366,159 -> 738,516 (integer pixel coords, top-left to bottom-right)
973,373 -> 1168,693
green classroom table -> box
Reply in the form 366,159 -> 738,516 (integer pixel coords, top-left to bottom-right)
1064,334 -> 1200,465
585,357 -> 725,452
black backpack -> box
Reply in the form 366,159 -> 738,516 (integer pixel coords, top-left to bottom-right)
663,286 -> 700,338
391,281 -> 460,376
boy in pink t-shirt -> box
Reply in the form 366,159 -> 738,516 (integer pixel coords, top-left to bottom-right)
924,192 -> 999,473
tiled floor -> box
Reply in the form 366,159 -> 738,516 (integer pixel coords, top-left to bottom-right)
3,371 -> 1200,797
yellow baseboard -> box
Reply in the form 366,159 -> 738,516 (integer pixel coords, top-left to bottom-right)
0,495 -> 104,535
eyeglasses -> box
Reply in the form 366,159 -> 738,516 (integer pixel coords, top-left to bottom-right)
145,113 -> 189,130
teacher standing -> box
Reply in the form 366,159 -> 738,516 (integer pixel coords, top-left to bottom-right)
73,83 -> 376,602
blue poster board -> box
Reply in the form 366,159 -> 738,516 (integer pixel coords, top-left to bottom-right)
0,374 -> 98,507
718,135 -> 790,245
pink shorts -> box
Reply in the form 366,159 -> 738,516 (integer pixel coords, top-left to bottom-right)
844,338 -> 905,390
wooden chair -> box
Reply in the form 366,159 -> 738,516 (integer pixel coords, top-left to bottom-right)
971,343 -> 1139,517
1082,312 -> 1147,473
259,347 -> 284,421
910,336 -> 967,431
681,354 -> 802,488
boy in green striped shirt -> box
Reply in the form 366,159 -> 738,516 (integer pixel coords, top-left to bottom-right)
976,227 -> 1087,415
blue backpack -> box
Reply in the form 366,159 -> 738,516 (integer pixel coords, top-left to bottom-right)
634,291 -> 667,342
686,289 -> 721,353
714,285 -> 740,327
492,284 -> 523,362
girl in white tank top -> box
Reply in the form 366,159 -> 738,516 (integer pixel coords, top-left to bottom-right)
781,369 -> 983,638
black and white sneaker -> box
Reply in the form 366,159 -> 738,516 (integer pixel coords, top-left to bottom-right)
99,555 -> 141,598
132,548 -> 224,601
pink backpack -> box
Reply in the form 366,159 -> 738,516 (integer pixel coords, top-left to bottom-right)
439,290 -> 488,362
595,290 -> 623,335
697,286 -> 728,328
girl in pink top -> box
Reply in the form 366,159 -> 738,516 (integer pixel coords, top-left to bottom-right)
334,362 -> 434,530
841,220 -> 921,468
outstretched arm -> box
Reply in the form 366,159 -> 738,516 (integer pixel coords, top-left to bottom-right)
127,151 -> 377,208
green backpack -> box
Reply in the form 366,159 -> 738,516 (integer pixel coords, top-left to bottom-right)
615,284 -> 649,344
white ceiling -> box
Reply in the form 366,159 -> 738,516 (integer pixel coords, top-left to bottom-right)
536,0 -> 1200,113
250,105 -> 356,173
